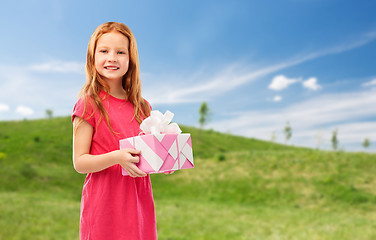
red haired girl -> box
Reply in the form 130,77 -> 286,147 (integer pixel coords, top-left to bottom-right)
72,22 -> 156,240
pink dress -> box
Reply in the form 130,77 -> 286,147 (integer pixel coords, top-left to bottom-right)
72,91 -> 157,240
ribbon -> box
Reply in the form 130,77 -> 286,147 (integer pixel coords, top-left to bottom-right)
140,110 -> 182,135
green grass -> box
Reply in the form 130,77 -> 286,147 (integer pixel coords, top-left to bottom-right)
0,117 -> 375,239
0,191 -> 79,240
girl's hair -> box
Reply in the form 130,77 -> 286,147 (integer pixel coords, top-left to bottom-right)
78,22 -> 150,132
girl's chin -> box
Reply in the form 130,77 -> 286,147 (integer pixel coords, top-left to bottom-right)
101,76 -> 124,82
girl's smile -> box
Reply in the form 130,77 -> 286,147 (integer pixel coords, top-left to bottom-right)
95,31 -> 129,82
104,65 -> 120,70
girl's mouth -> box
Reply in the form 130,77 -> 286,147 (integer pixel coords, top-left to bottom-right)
104,66 -> 119,70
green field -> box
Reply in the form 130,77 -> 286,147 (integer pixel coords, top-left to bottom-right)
0,117 -> 375,239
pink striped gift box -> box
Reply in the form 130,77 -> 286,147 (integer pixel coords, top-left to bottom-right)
119,133 -> 194,176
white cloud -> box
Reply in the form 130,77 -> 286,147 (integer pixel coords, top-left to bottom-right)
145,30 -> 376,105
334,122 -> 376,143
0,62 -> 84,121
144,63 -> 280,104
0,103 -> 10,112
268,75 -> 300,91
273,95 -> 282,102
302,77 -> 321,90
208,89 -> 376,151
15,105 -> 34,116
362,78 -> 376,87
28,60 -> 84,74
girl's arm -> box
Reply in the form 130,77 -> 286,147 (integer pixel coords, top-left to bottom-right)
72,117 -> 147,177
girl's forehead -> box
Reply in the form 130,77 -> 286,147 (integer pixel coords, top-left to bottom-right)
97,31 -> 129,47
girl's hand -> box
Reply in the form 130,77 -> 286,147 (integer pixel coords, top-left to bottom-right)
164,171 -> 175,175
115,148 -> 147,178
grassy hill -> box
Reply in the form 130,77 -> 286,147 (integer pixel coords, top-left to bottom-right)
0,117 -> 375,239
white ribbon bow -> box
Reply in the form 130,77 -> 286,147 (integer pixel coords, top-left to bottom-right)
140,110 -> 182,134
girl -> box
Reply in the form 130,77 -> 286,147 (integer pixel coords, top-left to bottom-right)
72,22 -> 156,240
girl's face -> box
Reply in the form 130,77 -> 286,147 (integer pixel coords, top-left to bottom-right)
95,31 -> 129,83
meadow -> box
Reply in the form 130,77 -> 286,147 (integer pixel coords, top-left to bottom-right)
0,117 -> 375,239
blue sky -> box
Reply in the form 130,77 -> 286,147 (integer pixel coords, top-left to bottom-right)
0,0 -> 375,152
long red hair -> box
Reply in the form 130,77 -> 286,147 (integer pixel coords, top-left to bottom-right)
78,22 -> 150,132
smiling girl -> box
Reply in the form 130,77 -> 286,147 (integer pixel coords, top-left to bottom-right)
72,22 -> 156,240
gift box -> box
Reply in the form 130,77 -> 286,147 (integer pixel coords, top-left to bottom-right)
119,110 -> 194,176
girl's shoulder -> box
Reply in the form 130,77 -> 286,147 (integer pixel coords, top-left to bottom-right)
75,94 -> 97,110
72,94 -> 98,125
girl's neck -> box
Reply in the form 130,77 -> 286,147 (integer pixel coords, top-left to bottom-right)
106,79 -> 127,100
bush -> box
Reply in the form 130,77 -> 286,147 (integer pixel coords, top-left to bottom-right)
216,153 -> 226,162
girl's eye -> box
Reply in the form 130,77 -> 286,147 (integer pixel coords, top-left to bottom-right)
118,51 -> 127,54
99,50 -> 108,53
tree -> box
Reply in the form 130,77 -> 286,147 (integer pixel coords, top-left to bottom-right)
198,102 -> 210,129
331,129 -> 338,151
362,138 -> 370,149
270,131 -> 276,142
284,121 -> 292,144
46,109 -> 53,119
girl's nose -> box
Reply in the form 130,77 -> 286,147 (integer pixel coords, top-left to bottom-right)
107,51 -> 117,62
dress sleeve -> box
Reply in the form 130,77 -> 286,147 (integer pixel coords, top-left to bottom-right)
72,96 -> 96,128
